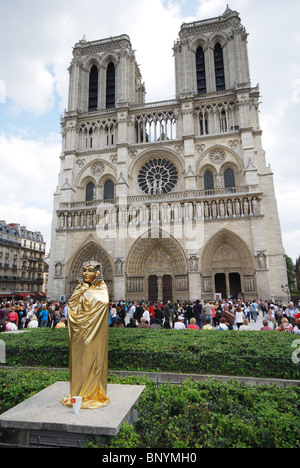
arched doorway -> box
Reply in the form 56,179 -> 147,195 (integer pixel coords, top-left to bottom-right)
202,229 -> 256,299
148,275 -> 158,303
126,230 -> 188,301
67,239 -> 114,298
214,272 -> 242,299
162,275 -> 173,302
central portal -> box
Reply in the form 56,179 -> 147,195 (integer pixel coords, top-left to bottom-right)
126,231 -> 188,301
148,275 -> 158,302
148,274 -> 173,302
214,272 -> 242,299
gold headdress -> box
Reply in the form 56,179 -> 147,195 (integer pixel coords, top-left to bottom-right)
78,260 -> 104,283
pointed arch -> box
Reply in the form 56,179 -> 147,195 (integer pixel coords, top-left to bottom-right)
214,42 -> 225,91
89,65 -> 98,111
67,238 -> 114,297
126,229 -> 188,277
106,62 -> 116,109
201,229 -> 254,276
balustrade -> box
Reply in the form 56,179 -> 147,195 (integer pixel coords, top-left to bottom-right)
57,188 -> 262,232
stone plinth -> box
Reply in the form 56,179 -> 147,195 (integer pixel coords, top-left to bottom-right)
0,382 -> 145,447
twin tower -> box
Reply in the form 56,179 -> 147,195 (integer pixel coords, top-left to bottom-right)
48,6 -> 288,303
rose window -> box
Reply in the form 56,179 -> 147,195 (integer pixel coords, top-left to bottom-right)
138,158 -> 179,195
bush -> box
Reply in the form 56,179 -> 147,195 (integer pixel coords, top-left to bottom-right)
1,369 -> 298,448
1,327 -> 299,380
135,378 -> 300,448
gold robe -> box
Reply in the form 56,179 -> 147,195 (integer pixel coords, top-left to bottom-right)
61,281 -> 110,409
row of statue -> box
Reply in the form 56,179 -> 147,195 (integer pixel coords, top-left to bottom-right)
58,196 -> 261,229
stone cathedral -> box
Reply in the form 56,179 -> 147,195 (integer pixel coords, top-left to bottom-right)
48,6 -> 288,303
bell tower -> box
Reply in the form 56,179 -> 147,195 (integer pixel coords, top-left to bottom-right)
173,6 -> 251,98
67,34 -> 146,113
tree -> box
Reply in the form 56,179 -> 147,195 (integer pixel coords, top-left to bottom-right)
285,255 -> 296,292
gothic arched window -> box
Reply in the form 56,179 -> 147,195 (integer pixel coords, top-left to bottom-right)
214,43 -> 225,91
224,168 -> 235,191
106,62 -> 116,109
204,171 -> 214,193
86,182 -> 95,202
89,65 -> 98,111
196,46 -> 206,95
104,180 -> 115,200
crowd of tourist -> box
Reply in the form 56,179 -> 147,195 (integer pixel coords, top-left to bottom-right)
109,298 -> 300,334
0,297 -> 300,335
0,300 -> 67,332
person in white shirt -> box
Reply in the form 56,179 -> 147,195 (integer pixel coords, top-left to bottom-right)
28,318 -> 39,328
174,316 -> 186,329
129,302 -> 136,319
142,307 -> 150,324
239,319 -> 252,331
5,320 -> 17,331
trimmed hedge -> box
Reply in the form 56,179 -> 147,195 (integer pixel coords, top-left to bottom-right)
0,368 -> 299,448
1,327 -> 299,380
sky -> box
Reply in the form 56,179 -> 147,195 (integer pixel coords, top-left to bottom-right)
0,0 -> 299,262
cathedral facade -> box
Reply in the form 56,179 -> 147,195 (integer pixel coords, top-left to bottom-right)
48,7 -> 288,303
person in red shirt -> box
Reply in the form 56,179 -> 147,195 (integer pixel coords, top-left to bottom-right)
187,317 -> 199,330
7,307 -> 18,325
148,302 -> 155,324
275,317 -> 293,333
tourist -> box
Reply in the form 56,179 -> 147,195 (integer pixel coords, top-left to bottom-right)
39,305 -> 49,328
268,305 -> 276,329
275,317 -> 293,333
110,303 -> 117,327
55,317 -> 66,329
114,317 -> 124,328
222,305 -> 235,330
137,316 -> 150,329
218,318 -> 228,331
260,319 -> 273,331
193,299 -> 203,328
126,317 -> 137,328
142,305 -> 150,324
149,302 -> 155,324
235,305 -> 245,329
162,301 -> 170,323
293,319 -> 300,335
244,302 -> 251,321
150,319 -> 162,329
250,300 -> 259,322
187,317 -> 199,330
4,319 -> 17,331
155,303 -> 164,324
174,315 -> 186,330
28,317 -> 39,328
214,301 -> 222,328
288,302 -> 298,327
7,307 -> 18,326
129,301 -> 136,319
239,319 -> 252,331
202,319 -> 213,330
203,301 -> 213,326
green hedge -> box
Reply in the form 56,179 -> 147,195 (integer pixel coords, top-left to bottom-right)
0,368 -> 299,448
1,327 -> 299,380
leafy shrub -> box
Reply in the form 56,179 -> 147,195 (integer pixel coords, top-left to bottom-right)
1,327 -> 299,380
0,369 -> 299,448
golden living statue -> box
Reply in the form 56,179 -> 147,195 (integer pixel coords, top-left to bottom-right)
61,261 -> 110,410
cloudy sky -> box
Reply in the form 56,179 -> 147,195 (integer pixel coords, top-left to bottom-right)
0,0 -> 299,262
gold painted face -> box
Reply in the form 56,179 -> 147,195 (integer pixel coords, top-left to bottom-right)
82,266 -> 99,284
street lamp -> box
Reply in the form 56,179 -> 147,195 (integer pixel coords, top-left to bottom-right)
281,283 -> 290,301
